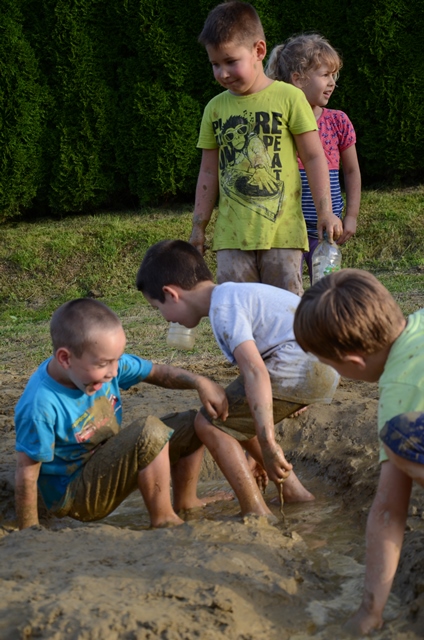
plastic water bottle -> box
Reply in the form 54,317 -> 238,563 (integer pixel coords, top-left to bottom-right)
311,234 -> 342,284
166,323 -> 196,350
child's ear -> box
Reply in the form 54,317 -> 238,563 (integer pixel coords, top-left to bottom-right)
255,39 -> 267,61
291,72 -> 303,89
343,354 -> 367,370
162,285 -> 180,302
55,347 -> 72,369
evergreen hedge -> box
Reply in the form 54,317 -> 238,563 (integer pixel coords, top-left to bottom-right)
1,0 -> 423,220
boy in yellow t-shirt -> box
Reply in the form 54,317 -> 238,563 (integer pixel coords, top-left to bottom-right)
293,268 -> 424,635
189,1 -> 342,295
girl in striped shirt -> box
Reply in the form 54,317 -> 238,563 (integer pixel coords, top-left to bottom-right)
266,33 -> 361,281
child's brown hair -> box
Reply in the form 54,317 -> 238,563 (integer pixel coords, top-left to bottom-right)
266,33 -> 342,84
50,298 -> 122,357
293,269 -> 405,361
136,240 -> 213,303
198,1 -> 265,48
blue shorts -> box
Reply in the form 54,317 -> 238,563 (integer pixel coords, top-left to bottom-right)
380,412 -> 424,464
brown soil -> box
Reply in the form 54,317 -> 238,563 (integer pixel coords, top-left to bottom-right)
1,364 -> 424,639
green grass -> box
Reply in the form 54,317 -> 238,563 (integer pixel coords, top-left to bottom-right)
342,187 -> 424,270
1,187 -> 423,375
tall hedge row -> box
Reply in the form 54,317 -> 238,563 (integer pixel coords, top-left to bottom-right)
1,0 -> 423,220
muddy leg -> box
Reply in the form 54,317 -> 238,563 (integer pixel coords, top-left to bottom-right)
171,446 -> 205,511
195,414 -> 272,517
138,442 -> 183,527
242,436 -> 315,503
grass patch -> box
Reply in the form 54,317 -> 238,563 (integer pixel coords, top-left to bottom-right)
342,187 -> 424,270
1,188 -> 423,375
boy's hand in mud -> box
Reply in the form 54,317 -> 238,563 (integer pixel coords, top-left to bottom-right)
196,378 -> 229,421
246,453 -> 268,493
343,606 -> 384,637
261,443 -> 292,484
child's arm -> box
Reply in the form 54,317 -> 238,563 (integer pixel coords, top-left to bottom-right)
189,148 -> 219,255
293,130 -> 343,242
337,144 -> 361,245
233,340 -> 293,483
145,363 -> 228,421
15,451 -> 42,529
345,461 -> 412,636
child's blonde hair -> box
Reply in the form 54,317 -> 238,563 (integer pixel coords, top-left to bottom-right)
266,33 -> 342,84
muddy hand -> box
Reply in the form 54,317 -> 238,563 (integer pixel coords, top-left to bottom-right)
317,212 -> 343,243
197,379 -> 229,420
262,443 -> 292,485
189,226 -> 207,256
245,452 -> 268,494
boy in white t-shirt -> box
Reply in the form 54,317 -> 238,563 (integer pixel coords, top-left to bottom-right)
136,239 -> 339,517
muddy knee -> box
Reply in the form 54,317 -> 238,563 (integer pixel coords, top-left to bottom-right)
135,415 -> 174,469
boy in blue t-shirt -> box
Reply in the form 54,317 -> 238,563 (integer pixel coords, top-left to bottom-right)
15,298 -> 228,530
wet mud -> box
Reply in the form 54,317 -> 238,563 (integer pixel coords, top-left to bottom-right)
1,369 -> 424,638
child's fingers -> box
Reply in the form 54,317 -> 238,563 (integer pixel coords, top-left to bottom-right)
203,401 -> 217,419
204,399 -> 228,421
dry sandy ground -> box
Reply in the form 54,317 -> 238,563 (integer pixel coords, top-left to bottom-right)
1,364 -> 424,640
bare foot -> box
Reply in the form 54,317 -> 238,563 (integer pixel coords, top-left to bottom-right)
288,405 -> 309,418
175,490 -> 234,512
151,513 -> 184,528
270,471 -> 315,504
201,490 -> 234,505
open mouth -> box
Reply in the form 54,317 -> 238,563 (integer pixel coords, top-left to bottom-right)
85,381 -> 103,393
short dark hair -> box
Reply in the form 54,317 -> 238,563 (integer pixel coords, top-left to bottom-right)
293,269 -> 405,360
50,298 -> 122,357
136,240 -> 213,303
198,1 -> 265,48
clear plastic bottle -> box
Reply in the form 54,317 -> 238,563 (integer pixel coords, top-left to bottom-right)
166,322 -> 196,350
311,234 -> 342,285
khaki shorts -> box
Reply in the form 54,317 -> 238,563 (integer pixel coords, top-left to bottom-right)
217,248 -> 304,296
200,375 -> 304,441
54,410 -> 200,522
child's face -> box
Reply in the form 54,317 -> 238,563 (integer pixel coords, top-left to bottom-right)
314,353 -> 380,383
64,327 -> 127,395
144,293 -> 200,329
295,64 -> 337,109
315,355 -> 361,380
206,40 -> 266,96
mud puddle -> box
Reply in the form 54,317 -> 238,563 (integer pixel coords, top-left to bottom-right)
101,464 -> 409,637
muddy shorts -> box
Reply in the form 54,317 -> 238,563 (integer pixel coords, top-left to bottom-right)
380,412 -> 424,464
216,248 -> 303,296
200,375 -> 304,441
54,410 -> 200,521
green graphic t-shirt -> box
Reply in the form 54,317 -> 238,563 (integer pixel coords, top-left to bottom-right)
197,81 -> 317,252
